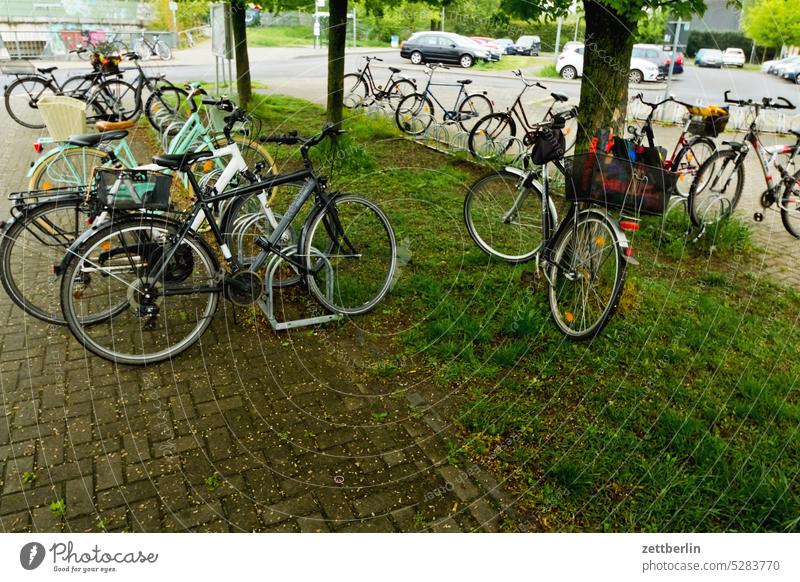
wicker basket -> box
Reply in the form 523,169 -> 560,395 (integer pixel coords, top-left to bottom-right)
687,114 -> 729,137
566,152 -> 676,216
37,95 -> 87,141
89,168 -> 172,212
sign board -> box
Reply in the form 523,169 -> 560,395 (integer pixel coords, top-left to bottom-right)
313,20 -> 321,37
316,0 -> 325,6
168,1 -> 177,11
211,2 -> 232,59
664,20 -> 690,49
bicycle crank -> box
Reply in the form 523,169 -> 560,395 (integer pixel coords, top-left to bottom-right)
223,271 -> 263,306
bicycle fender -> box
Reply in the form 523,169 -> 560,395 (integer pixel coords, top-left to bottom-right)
52,218 -> 108,276
503,166 -> 561,228
578,208 -> 637,265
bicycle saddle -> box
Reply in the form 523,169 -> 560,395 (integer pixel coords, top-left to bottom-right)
790,129 -> 800,139
95,120 -> 136,132
37,66 -> 58,74
551,92 -> 568,102
389,66 -> 401,73
152,150 -> 215,170
457,79 -> 473,85
67,130 -> 128,147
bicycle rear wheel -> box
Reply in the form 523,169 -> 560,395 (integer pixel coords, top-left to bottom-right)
468,112 -> 517,160
343,74 -> 369,109
547,210 -> 626,340
464,169 -> 553,263
457,93 -> 493,133
395,93 -> 434,135
4,76 -> 56,129
145,85 -> 188,131
156,41 -> 172,60
672,136 -> 715,198
28,147 -> 108,190
688,149 -> 744,226
304,195 -> 396,315
780,169 -> 800,238
0,199 -> 84,324
60,217 -> 220,365
94,78 -> 139,121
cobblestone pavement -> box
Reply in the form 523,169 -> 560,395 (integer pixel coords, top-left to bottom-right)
0,112 -> 797,533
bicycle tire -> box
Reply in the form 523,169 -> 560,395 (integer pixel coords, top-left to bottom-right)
464,169 -> 554,263
385,79 -> 416,111
28,147 -> 109,191
780,168 -> 800,238
457,93 -> 493,133
4,76 -> 57,129
343,74 -> 369,109
303,194 -> 397,315
468,112 -> 517,160
60,216 -> 220,365
688,149 -> 745,227
59,74 -> 95,100
547,210 -> 627,340
395,93 -> 434,136
0,199 -> 84,324
156,41 -> 172,60
145,85 -> 189,131
94,78 -> 140,121
671,136 -> 715,198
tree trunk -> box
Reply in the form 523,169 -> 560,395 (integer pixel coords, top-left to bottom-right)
231,0 -> 252,109
326,0 -> 348,127
576,0 -> 637,151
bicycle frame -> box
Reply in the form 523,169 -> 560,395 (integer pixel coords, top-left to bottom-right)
418,72 -> 470,117
740,125 -> 799,190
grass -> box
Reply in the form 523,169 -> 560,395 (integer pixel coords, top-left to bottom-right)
247,25 -> 386,48
247,95 -> 800,532
536,64 -> 560,78
474,55 -> 547,72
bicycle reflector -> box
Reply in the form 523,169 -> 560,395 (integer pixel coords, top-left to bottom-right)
619,220 -> 640,231
33,143 -> 43,154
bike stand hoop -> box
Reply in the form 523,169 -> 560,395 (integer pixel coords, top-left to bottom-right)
257,246 -> 342,331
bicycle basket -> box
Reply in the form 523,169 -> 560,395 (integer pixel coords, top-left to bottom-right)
686,105 -> 729,137
89,168 -> 172,212
37,95 -> 87,141
99,54 -> 121,75
565,152 -> 676,216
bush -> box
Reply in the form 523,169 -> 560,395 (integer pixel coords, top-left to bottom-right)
685,30 -> 776,61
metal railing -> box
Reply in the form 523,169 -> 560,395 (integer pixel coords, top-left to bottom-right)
0,29 -> 178,60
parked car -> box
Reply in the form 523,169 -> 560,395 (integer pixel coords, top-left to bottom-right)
470,36 -> 502,61
761,58 -> 779,73
555,44 -> 661,83
771,56 -> 800,76
400,31 -> 492,68
695,48 -> 723,67
494,38 -> 516,54
562,40 -> 583,51
723,47 -> 746,67
632,44 -> 683,75
781,61 -> 800,84
514,35 -> 541,56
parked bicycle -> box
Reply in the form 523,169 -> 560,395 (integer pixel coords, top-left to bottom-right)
133,31 -> 172,61
343,56 -> 416,111
688,92 -> 797,229
395,63 -> 493,135
468,70 -> 576,160
56,117 -> 396,364
627,93 -> 718,203
464,108 -> 634,339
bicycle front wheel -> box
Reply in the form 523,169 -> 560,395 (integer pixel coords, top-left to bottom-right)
0,199 -> 84,324
145,85 -> 188,131
395,93 -> 434,135
4,76 -> 56,129
28,147 -> 108,190
60,218 -> 220,365
464,170 -> 552,263
457,93 -> 493,133
94,78 -> 139,121
304,195 -> 397,316
468,112 -> 517,160
688,149 -> 744,227
672,136 -> 715,198
547,211 -> 626,340
780,169 -> 800,238
156,41 -> 172,60
343,74 -> 369,109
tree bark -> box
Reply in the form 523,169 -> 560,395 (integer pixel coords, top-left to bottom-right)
231,0 -> 252,109
576,0 -> 637,151
326,0 -> 348,127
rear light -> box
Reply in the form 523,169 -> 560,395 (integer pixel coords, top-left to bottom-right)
619,220 -> 640,231
677,54 -> 683,64
665,58 -> 671,65
558,55 -> 565,60
33,143 -> 43,153
623,247 -> 635,257
400,41 -> 405,49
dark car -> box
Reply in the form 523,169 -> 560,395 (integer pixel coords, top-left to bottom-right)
494,38 -> 516,55
400,31 -> 492,68
782,61 -> 800,84
633,44 -> 683,75
514,35 -> 540,56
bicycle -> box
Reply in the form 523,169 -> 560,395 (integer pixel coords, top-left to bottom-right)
3,50 -> 131,129
468,70 -> 576,160
464,109 -> 633,339
1,94 -> 275,325
343,56 -> 416,111
57,119 -> 397,365
133,32 -> 172,61
688,92 -> 797,229
395,63 -> 493,136
627,93 -> 717,203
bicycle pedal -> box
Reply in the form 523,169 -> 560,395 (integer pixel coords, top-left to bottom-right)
754,212 -> 764,222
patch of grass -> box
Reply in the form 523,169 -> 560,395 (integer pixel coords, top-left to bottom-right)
371,411 -> 389,423
474,55 -> 545,72
536,64 -> 560,78
205,472 -> 223,492
21,471 -> 37,485
49,499 -> 66,518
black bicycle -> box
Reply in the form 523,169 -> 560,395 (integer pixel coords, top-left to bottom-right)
57,113 -> 397,365
343,56 -> 416,110
133,32 -> 172,61
395,63 -> 493,135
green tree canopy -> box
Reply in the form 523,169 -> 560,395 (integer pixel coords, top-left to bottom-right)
743,0 -> 800,49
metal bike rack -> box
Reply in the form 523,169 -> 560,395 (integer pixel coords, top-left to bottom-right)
256,246 -> 342,331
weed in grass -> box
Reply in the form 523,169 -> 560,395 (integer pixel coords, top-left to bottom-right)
50,499 -> 66,517
491,339 -> 530,368
21,471 -> 37,485
205,472 -> 223,492
412,511 -> 432,530
371,411 -> 389,423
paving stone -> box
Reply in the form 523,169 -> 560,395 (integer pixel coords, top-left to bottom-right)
30,505 -> 63,532
261,493 -> 319,526
129,498 -> 161,532
338,516 -> 395,532
222,495 -> 262,532
437,465 -> 480,502
430,516 -> 461,532
65,476 -> 95,517
163,501 -> 224,532
2,455 -> 34,494
37,434 -> 65,467
467,497 -> 501,532
155,473 -> 191,512
297,512 -> 329,532
95,453 -> 123,491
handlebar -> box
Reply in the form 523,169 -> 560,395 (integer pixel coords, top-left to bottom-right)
724,90 -> 796,110
259,123 -> 345,162
512,69 -> 546,89
424,63 -> 450,73
364,56 -> 383,63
